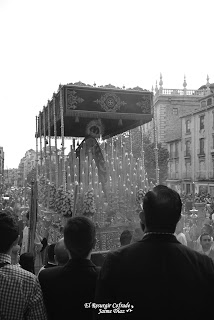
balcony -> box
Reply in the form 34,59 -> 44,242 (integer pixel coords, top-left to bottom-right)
155,88 -> 207,96
210,149 -> 214,154
184,151 -> 191,158
185,130 -> 191,135
197,149 -> 205,157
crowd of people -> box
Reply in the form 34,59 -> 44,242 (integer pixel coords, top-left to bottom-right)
1,185 -> 214,319
180,191 -> 214,204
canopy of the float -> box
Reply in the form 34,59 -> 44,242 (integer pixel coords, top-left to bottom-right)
39,82 -> 153,139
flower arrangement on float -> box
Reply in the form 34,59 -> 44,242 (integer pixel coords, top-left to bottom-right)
55,185 -> 74,218
82,190 -> 96,217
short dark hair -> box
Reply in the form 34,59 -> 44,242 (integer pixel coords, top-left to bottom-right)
0,211 -> 19,253
19,252 -> 35,274
200,232 -> 211,242
63,216 -> 96,259
143,185 -> 182,232
120,230 -> 132,246
201,224 -> 213,236
47,243 -> 56,263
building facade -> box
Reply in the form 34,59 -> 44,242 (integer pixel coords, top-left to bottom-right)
167,91 -> 214,195
18,149 -> 36,186
4,168 -> 19,187
149,75 -> 210,146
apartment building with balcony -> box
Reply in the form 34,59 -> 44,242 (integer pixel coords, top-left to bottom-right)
143,75 -> 212,147
168,92 -> 214,195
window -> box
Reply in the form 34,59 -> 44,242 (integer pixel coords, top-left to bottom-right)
210,186 -> 214,197
186,161 -> 191,176
173,108 -> 178,115
212,135 -> 214,149
169,162 -> 172,177
175,160 -> 179,175
169,143 -> 173,158
212,160 -> 214,177
207,98 -> 212,106
186,120 -> 190,133
199,138 -> 205,154
199,160 -> 205,172
201,101 -> 206,108
175,142 -> 179,157
185,140 -> 191,156
200,115 -> 205,130
186,184 -> 191,194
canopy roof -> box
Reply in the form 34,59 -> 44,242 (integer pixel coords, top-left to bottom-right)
37,82 -> 153,139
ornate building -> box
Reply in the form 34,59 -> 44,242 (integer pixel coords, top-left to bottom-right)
142,74 -> 214,194
165,77 -> 214,194
170,91 -> 214,195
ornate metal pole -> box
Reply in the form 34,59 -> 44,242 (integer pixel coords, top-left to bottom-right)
35,116 -> 39,181
140,125 -> 148,189
53,93 -> 59,188
120,134 -> 123,158
39,112 -> 43,176
140,126 -> 145,169
153,107 -> 160,185
129,130 -> 133,154
59,85 -> 66,192
43,106 -> 47,182
47,100 -> 52,184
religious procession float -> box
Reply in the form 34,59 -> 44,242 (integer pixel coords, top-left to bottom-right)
24,81 -> 156,252
24,81 -> 213,254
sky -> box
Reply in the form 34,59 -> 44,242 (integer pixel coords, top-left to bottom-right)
0,0 -> 214,169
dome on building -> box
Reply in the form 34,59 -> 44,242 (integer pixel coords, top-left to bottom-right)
198,83 -> 214,92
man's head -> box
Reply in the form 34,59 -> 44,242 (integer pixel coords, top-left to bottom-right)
0,211 -> 19,254
19,252 -> 35,274
201,224 -> 213,237
54,238 -> 69,266
64,216 -> 96,259
120,230 -> 132,246
142,185 -> 182,233
200,232 -> 212,252
47,243 -> 56,263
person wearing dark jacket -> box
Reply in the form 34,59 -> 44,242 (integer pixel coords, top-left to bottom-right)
39,216 -> 100,320
94,185 -> 214,319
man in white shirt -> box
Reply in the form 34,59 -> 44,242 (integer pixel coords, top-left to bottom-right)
175,218 -> 187,246
198,232 -> 214,261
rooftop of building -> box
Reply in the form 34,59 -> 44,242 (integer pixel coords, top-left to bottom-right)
198,83 -> 214,92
